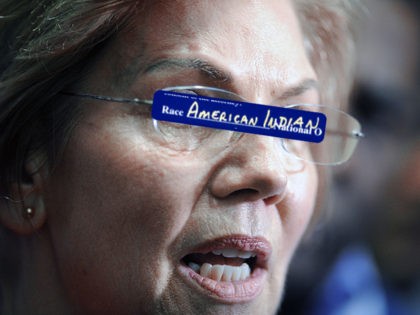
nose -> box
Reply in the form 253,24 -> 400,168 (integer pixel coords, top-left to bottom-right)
209,134 -> 288,205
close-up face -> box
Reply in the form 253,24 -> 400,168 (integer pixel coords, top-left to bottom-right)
41,1 -> 319,314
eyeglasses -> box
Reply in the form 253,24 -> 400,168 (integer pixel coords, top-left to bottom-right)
63,85 -> 364,165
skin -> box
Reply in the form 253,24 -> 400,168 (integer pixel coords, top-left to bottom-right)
9,1 -> 320,314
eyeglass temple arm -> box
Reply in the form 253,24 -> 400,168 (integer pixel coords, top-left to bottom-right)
61,92 -> 153,106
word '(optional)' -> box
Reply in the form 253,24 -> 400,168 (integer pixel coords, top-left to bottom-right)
152,90 -> 327,143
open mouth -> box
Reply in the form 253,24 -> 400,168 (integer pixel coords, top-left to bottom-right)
182,248 -> 258,282
178,236 -> 271,301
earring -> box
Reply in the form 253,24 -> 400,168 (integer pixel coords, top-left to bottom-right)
23,207 -> 35,220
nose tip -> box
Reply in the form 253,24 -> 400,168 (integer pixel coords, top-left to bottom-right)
209,135 -> 289,205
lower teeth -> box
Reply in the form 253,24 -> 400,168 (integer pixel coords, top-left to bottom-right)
188,262 -> 251,282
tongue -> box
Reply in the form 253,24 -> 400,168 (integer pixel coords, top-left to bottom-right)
186,253 -> 245,266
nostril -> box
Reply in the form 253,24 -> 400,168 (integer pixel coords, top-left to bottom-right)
226,188 -> 260,201
263,193 -> 284,206
223,188 -> 286,205
210,169 -> 288,202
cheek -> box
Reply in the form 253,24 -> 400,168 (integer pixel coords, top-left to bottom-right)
262,163 -> 318,305
44,120 -> 206,311
279,164 -> 318,253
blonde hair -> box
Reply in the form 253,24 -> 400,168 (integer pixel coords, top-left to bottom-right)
294,0 -> 363,108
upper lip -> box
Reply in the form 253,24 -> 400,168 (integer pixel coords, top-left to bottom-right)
180,234 -> 272,270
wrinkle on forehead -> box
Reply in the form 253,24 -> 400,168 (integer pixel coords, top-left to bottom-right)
88,0 -> 315,100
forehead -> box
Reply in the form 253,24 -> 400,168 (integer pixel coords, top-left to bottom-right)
138,0 -> 303,45
89,0 -> 315,95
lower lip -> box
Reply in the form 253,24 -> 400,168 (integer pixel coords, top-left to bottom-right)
177,264 -> 267,303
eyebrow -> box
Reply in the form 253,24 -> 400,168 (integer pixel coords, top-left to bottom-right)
144,58 -> 231,82
144,58 -> 318,99
279,78 -> 319,100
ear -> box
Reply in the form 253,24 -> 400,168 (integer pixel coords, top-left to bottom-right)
0,159 -> 47,235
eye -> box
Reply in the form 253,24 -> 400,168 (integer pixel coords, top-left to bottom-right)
152,86 -> 244,151
154,120 -> 214,151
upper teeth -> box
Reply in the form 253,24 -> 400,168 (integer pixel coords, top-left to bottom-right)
188,262 -> 251,282
211,248 -> 257,259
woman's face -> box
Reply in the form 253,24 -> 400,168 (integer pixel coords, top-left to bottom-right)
43,1 -> 319,314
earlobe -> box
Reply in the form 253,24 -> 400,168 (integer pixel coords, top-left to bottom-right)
0,184 -> 47,235
0,161 -> 47,235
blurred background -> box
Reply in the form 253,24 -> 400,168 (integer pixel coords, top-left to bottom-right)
279,0 -> 420,314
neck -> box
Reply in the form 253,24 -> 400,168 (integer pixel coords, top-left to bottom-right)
1,227 -> 75,315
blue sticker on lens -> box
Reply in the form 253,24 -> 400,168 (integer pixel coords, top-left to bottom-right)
152,90 -> 326,143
